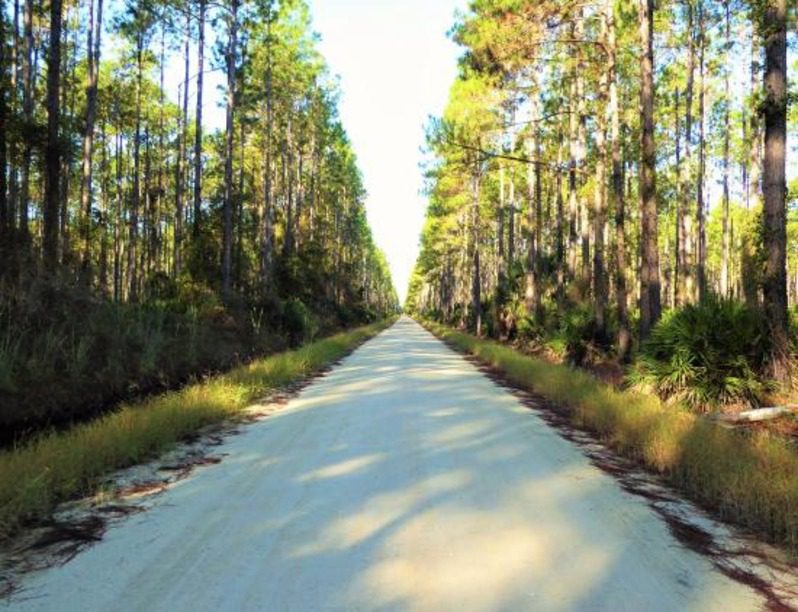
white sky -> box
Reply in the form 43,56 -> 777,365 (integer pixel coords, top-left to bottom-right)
309,0 -> 467,303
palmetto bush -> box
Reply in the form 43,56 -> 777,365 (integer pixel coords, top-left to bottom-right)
630,296 -> 771,411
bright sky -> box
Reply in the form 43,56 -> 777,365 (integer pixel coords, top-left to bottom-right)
121,0 -> 462,303
309,0 -> 467,302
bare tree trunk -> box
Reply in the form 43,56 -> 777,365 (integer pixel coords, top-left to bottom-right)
507,163 -> 515,268
7,0 -> 20,248
638,0 -> 660,339
696,0 -> 707,301
677,0 -> 695,306
221,0 -> 239,301
59,12 -> 74,265
497,160 -> 505,290
720,0 -> 731,297
471,161 -> 482,336
555,133 -> 566,312
156,27 -> 166,274
192,0 -> 206,238
575,13 -> 589,291
79,0 -> 103,273
128,32 -> 144,301
175,16 -> 190,279
0,7 -> 8,254
235,121 -> 245,282
760,0 -> 790,384
144,126 -> 153,274
749,27 -> 762,210
260,2 -> 275,292
607,0 -> 630,359
99,118 -> 109,292
594,10 -> 609,340
674,88 -> 682,308
283,118 -> 295,257
567,50 -> 579,283
525,82 -> 541,316
19,0 -> 33,251
43,0 -> 63,269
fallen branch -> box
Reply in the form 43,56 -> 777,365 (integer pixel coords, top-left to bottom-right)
713,406 -> 798,424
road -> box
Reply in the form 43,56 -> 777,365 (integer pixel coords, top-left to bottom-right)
11,317 -> 763,611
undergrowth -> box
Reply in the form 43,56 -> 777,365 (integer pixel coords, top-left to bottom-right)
0,318 -> 394,540
425,321 -> 798,555
0,279 -> 382,433
629,297 -> 772,410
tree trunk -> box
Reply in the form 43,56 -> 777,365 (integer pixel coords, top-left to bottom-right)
113,128 -> 121,301
567,46 -> 579,283
760,0 -> 790,384
525,83 -> 541,316
43,0 -> 63,270
720,0 -> 731,297
638,0 -> 660,339
175,17 -> 190,279
594,10 -> 609,341
749,27 -> 762,210
19,0 -> 33,251
221,0 -> 239,301
696,0 -> 707,301
128,31 -> 144,301
471,162 -> 482,336
192,0 -> 206,238
575,15 -> 589,291
0,6 -> 8,254
507,163 -> 515,268
498,161 -> 505,289
7,0 -> 20,248
99,118 -> 109,292
59,12 -> 74,265
555,133 -> 566,312
260,3 -> 275,292
677,0 -> 695,306
79,0 -> 103,274
607,0 -> 630,359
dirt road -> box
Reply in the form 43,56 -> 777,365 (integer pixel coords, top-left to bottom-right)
9,318 -> 768,610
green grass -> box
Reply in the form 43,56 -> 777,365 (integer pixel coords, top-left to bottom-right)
425,321 -> 798,554
0,318 -> 395,540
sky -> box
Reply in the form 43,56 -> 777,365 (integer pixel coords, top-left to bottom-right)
156,0 -> 465,302
309,0 -> 468,303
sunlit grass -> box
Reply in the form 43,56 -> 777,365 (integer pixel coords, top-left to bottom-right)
426,321 -> 798,554
0,319 -> 395,540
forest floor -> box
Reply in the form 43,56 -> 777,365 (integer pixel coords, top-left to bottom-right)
3,317 -> 797,611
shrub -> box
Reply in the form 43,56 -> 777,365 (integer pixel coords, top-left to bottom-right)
283,298 -> 320,346
560,304 -> 596,365
630,296 -> 770,410
516,315 -> 542,343
0,281 -> 245,433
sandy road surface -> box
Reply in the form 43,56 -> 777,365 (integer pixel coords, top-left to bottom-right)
9,317 -> 765,611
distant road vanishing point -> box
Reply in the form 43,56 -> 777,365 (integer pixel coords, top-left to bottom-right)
10,317 -> 765,611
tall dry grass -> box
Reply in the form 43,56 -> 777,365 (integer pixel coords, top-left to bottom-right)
427,322 -> 798,553
0,319 -> 394,540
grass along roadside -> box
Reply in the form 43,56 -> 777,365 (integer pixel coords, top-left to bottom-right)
0,318 -> 395,540
424,320 -> 798,555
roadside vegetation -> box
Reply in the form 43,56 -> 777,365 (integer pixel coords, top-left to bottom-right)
407,1 -> 796,416
426,321 -> 798,554
0,278 -> 391,438
0,318 -> 394,541
0,1 -> 399,437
